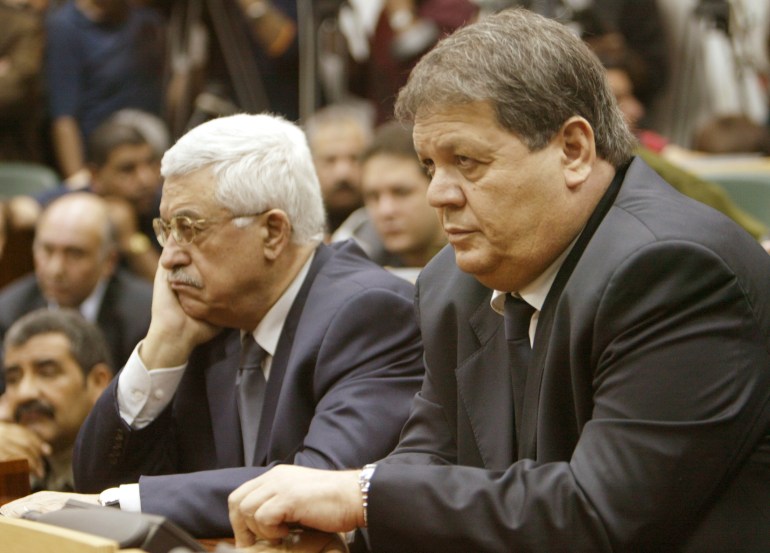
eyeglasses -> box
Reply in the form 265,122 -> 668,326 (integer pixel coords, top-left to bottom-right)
152,211 -> 268,247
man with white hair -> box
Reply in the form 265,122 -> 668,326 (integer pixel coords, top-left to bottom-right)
71,113 -> 424,538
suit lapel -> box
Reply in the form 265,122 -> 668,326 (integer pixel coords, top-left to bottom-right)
251,244 -> 332,465
518,160 -> 630,458
205,330 -> 243,466
455,292 -> 514,470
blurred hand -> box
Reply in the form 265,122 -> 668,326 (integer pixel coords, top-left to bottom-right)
0,421 -> 51,479
228,466 -> 363,547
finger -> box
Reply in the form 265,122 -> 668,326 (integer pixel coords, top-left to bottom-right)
229,475 -> 267,508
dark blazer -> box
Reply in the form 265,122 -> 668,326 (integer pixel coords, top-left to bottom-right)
74,241 -> 424,537
368,158 -> 770,552
0,268 -> 152,386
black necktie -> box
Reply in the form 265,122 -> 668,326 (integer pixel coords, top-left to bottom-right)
504,294 -> 536,438
236,335 -> 267,466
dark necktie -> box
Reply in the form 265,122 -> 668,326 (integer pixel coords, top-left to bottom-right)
504,294 -> 536,438
236,334 -> 267,466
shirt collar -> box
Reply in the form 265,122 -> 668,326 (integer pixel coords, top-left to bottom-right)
490,235 -> 578,315
48,277 -> 109,323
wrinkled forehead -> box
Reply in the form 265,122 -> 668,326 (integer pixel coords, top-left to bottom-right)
160,167 -> 225,218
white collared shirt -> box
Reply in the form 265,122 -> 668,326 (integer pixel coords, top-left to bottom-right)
48,278 -> 109,323
490,238 -> 577,345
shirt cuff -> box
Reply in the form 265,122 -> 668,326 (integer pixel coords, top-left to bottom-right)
117,341 -> 187,429
118,483 -> 142,512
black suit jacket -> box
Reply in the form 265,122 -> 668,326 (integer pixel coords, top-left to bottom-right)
368,158 -> 770,552
73,241 -> 424,537
0,268 -> 152,388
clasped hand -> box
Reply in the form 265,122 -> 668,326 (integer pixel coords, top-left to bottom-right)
228,466 -> 364,549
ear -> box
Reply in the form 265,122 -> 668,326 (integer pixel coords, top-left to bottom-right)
85,363 -> 113,402
559,116 -> 595,189
260,210 -> 292,261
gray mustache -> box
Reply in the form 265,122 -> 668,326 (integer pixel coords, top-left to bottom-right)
167,269 -> 203,289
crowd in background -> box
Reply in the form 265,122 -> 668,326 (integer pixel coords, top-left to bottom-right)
0,1 -> 769,349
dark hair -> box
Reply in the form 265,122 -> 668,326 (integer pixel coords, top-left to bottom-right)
87,120 -> 150,167
395,8 -> 635,168
362,121 -> 417,164
4,309 -> 114,376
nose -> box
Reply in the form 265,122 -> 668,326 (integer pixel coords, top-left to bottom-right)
45,250 -> 66,278
426,168 -> 465,209
159,233 -> 191,270
332,158 -> 359,183
138,162 -> 159,189
376,194 -> 400,219
14,373 -> 40,403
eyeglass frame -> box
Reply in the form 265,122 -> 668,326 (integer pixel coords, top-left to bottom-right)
152,210 -> 270,247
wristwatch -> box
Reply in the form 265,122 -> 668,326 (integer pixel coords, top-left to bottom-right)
98,487 -> 121,508
358,464 -> 377,527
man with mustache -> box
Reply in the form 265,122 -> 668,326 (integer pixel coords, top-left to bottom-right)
68,113 -> 423,540
0,309 -> 112,492
304,104 -> 372,237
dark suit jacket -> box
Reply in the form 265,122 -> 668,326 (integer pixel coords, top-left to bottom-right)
368,158 -> 770,552
74,241 -> 424,537
0,268 -> 152,389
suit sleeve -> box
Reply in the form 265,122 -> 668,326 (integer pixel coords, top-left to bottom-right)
367,242 -> 770,552
73,375 -> 182,491
133,285 -> 424,538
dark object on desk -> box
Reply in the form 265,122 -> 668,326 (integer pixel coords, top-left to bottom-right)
22,499 -> 205,553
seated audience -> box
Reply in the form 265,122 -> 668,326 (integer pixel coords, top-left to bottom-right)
334,121 -> 445,277
65,113 -> 424,538
304,104 -> 373,237
594,36 -> 769,241
0,309 -> 112,492
0,193 -> 153,391
228,10 -> 770,552
39,110 -> 166,281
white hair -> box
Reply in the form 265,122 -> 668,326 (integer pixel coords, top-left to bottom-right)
161,113 -> 326,244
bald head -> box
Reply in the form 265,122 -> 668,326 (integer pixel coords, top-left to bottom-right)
33,194 -> 117,308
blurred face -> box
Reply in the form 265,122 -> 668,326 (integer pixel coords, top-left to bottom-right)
310,122 -> 367,220
158,167 -> 267,329
415,101 -> 574,291
34,202 -> 115,308
92,143 -> 161,215
362,154 -> 442,264
3,333 -> 99,452
606,68 -> 644,132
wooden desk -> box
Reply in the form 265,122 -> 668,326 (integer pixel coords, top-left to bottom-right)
0,459 -> 31,506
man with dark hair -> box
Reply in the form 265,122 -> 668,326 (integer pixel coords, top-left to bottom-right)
0,309 -> 113,492
230,9 -> 770,552
336,121 -> 445,274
